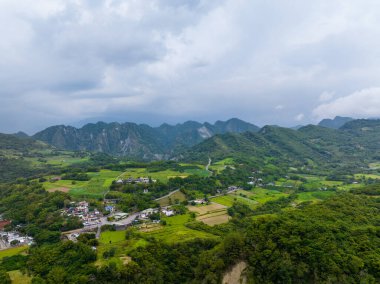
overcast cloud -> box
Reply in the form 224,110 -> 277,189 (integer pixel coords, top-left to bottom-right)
1,0 -> 380,134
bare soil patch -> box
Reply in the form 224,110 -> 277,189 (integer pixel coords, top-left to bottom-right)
187,203 -> 226,214
222,261 -> 247,284
48,187 -> 70,193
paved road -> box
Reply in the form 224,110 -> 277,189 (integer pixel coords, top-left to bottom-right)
63,212 -> 140,238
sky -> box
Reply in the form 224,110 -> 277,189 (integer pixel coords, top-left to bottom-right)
1,0 -> 380,134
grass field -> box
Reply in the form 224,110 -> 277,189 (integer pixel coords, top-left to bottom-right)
43,170 -> 122,199
354,173 -> 380,180
211,193 -> 258,209
0,246 -> 28,260
211,195 -> 235,207
296,191 -> 336,203
8,270 -> 31,284
250,188 -> 288,203
143,214 -> 218,242
99,230 -> 127,245
25,153 -> 89,167
156,190 -> 187,206
96,230 -> 129,267
209,158 -> 235,173
120,168 -> 192,183
369,162 -> 380,169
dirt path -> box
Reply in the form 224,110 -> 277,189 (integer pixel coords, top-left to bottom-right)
206,157 -> 212,172
222,261 -> 247,284
154,189 -> 180,202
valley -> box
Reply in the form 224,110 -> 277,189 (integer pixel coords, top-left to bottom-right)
0,117 -> 379,283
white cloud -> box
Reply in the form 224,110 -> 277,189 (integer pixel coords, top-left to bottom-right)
319,91 -> 335,102
275,105 -> 284,110
313,87 -> 380,120
295,113 -> 305,121
2,1 -> 380,132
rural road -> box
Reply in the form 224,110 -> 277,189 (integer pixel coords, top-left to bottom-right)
206,157 -> 212,172
154,189 -> 180,202
64,212 -> 140,238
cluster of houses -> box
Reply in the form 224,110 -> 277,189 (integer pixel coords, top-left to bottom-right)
0,220 -> 33,248
136,207 -> 175,222
115,177 -> 156,185
63,201 -> 102,227
0,231 -> 33,247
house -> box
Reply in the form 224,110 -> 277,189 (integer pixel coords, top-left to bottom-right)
50,176 -> 61,182
139,208 -> 159,219
228,186 -> 238,192
105,206 -> 114,213
114,213 -> 128,221
162,209 -> 174,217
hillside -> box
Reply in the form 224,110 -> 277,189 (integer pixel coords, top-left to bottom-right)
318,116 -> 353,129
181,120 -> 380,172
0,134 -> 53,181
33,118 -> 259,159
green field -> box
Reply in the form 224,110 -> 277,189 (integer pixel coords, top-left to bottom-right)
25,152 -> 89,167
209,158 -> 235,173
120,168 -> 190,183
212,193 -> 258,208
43,170 -> 122,199
250,188 -> 289,203
99,230 -> 127,245
8,270 -> 31,284
368,162 -> 380,169
354,173 -> 380,180
296,191 -> 336,203
211,195 -> 235,207
144,214 -> 219,243
156,190 -> 187,206
0,246 -> 28,260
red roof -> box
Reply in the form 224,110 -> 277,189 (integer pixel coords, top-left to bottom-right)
0,220 -> 11,229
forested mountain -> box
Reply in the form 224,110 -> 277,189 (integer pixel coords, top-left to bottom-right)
318,116 -> 353,129
181,120 -> 380,171
32,118 -> 259,159
0,134 -> 53,182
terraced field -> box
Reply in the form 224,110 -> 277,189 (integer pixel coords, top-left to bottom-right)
188,203 -> 230,226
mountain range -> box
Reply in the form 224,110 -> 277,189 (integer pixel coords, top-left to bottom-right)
3,117 -> 379,170
32,118 -> 259,159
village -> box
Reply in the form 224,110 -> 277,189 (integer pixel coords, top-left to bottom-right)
0,219 -> 33,251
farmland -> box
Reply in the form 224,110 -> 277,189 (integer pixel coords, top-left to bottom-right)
188,203 -> 230,226
143,214 -> 219,242
42,170 -> 122,199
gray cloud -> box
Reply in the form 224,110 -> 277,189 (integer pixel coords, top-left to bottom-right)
1,0 -> 380,133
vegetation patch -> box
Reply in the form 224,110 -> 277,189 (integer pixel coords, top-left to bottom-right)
295,191 -> 336,203
156,190 -> 187,207
143,214 -> 219,243
47,187 -> 70,193
8,270 -> 31,284
0,246 -> 28,260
